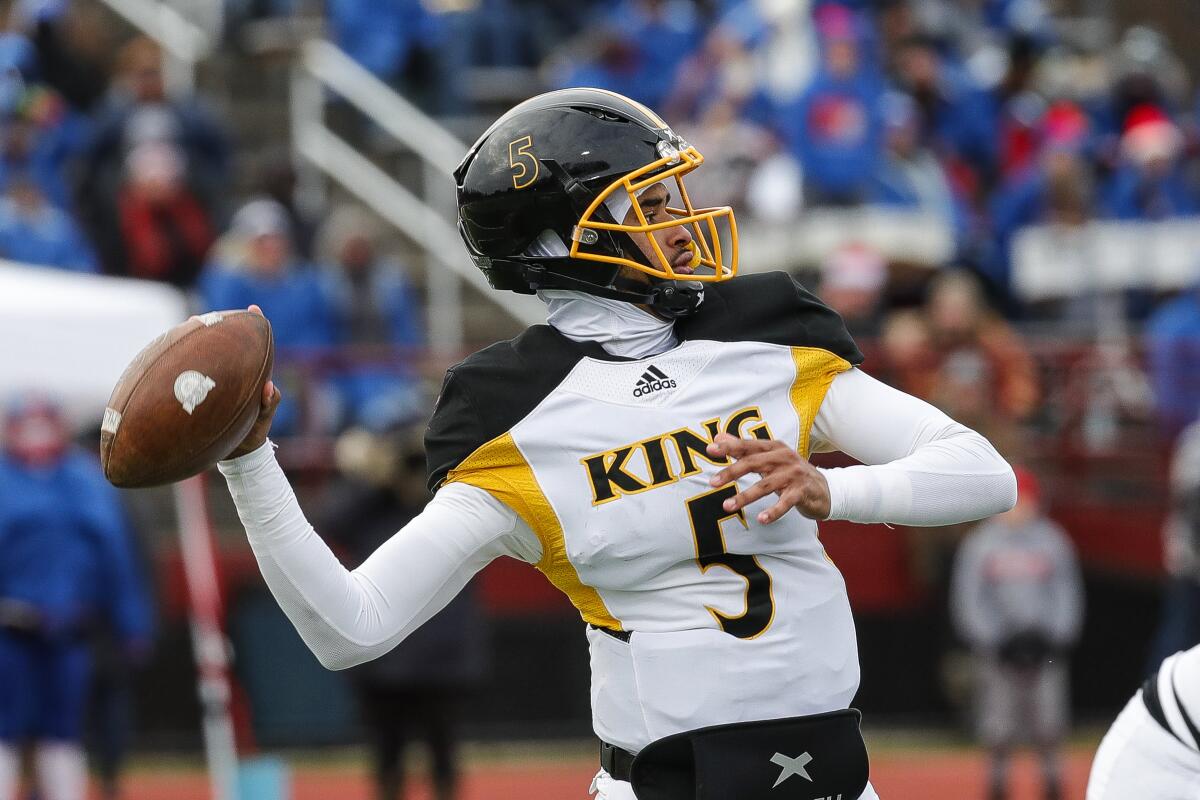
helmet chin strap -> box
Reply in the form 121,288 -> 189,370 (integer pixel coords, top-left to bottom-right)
522,225 -> 704,318
648,280 -> 704,319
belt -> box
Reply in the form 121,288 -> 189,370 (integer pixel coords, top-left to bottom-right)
589,623 -> 632,642
1142,667 -> 1200,750
599,740 -> 637,782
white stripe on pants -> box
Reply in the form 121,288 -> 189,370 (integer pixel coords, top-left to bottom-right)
590,769 -> 881,799
1087,691 -> 1200,800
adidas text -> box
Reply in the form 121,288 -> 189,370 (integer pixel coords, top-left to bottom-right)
633,379 -> 677,397
633,366 -> 676,397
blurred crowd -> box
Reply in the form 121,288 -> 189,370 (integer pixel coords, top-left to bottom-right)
318,2 -> 1200,302
1,0 -> 1198,445
310,0 -> 1200,445
0,2 -> 427,439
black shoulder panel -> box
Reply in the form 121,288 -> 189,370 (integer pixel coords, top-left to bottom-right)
425,325 -> 593,491
677,271 -> 864,364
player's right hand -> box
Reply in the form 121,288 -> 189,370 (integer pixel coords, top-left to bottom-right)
705,433 -> 832,523
226,305 -> 282,459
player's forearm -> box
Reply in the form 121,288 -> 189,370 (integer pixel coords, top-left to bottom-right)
218,443 -> 528,670
820,425 -> 1015,525
218,441 -> 394,668
813,369 -> 1017,526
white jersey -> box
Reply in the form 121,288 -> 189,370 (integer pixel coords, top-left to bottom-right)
423,273 -> 1010,750
1088,645 -> 1200,799
440,338 -> 857,748
1154,646 -> 1200,750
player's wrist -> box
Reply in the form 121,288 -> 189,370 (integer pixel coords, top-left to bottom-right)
816,467 -> 847,521
808,470 -> 832,520
217,438 -> 276,472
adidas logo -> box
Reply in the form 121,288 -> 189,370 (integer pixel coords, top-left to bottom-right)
633,365 -> 677,397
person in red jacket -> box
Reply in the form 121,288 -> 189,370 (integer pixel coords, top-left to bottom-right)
113,140 -> 215,287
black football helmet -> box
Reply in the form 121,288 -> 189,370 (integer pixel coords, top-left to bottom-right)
454,88 -> 738,318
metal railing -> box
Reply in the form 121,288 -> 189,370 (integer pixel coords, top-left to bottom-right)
95,0 -> 218,93
291,39 -> 544,352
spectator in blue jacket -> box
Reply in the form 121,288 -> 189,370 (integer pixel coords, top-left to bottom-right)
0,396 -> 152,800
0,177 -> 96,271
553,0 -> 702,111
1148,287 -> 1200,438
327,0 -> 436,82
0,87 -> 91,212
328,0 -> 485,112
602,0 -> 701,109
1101,104 -> 1197,221
319,206 -> 425,432
869,90 -> 969,243
770,3 -> 885,204
891,34 -> 999,181
201,198 -> 341,435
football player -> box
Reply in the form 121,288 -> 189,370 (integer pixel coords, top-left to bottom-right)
217,89 -> 1016,799
1087,644 -> 1200,798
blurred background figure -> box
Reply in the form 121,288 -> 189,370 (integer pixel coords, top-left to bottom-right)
924,271 -> 1039,450
1101,103 -> 1194,222
551,0 -> 701,111
878,307 -> 938,400
318,427 -> 486,800
107,140 -> 215,287
1146,416 -> 1200,671
951,468 -> 1084,800
771,2 -> 884,205
986,101 -> 1096,308
1147,282 -> 1200,439
201,197 -> 340,434
252,149 -> 317,260
868,90 -> 968,245
75,35 -> 230,271
326,0 -> 443,109
318,205 -> 424,432
890,32 -> 997,188
0,396 -> 152,800
816,242 -> 887,336
0,176 -> 94,272
0,85 -> 89,214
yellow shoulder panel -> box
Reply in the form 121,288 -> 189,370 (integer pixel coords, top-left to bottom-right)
444,433 -> 622,630
789,347 -> 852,457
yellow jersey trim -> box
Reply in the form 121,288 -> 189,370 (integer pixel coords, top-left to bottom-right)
444,432 -> 622,630
789,347 -> 852,457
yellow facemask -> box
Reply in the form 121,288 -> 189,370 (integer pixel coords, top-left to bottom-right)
569,141 -> 738,283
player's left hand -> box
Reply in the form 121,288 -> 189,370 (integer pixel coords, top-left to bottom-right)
226,305 -> 282,459
706,433 -> 831,524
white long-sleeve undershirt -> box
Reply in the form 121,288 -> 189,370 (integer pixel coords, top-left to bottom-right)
218,366 -> 1014,670
219,451 -> 539,669
814,368 -> 1016,526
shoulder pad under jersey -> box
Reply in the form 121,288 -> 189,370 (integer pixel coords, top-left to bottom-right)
677,271 -> 863,364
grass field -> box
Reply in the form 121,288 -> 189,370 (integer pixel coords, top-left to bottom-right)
74,736 -> 1100,799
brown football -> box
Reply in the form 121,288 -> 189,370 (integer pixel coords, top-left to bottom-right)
100,309 -> 274,488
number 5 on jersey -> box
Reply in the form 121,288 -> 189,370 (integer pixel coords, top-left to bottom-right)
687,484 -> 775,639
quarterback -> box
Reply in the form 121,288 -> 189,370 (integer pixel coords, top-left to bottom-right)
217,89 -> 1016,799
